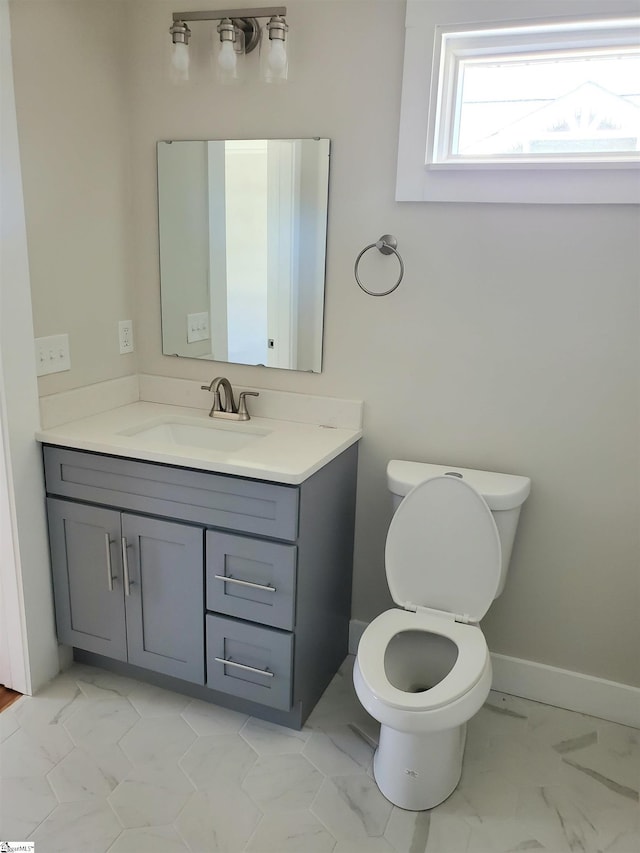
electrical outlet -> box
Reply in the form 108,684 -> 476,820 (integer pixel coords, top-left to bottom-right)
35,334 -> 71,376
187,311 -> 210,343
119,320 -> 134,354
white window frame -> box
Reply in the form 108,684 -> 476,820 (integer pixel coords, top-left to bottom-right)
430,19 -> 640,167
396,0 -> 640,204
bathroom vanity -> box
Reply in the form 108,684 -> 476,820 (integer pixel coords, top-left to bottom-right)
38,396 -> 361,728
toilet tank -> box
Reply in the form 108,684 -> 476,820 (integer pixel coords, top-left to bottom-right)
386,461 -> 531,597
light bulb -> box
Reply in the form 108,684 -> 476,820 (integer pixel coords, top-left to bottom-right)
260,17 -> 288,82
268,40 -> 287,72
170,42 -> 189,83
218,40 -> 237,72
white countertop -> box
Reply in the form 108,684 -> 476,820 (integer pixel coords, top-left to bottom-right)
35,401 -> 362,485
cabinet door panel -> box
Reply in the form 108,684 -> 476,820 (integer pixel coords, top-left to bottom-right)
123,514 -> 204,684
47,498 -> 127,660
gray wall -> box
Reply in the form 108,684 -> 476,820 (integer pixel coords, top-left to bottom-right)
10,0 -> 640,687
10,0 -> 135,395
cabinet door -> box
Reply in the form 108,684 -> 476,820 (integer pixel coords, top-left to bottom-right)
122,514 -> 204,684
47,498 -> 127,661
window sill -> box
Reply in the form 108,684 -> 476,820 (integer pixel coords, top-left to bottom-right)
428,159 -> 640,171
398,163 -> 640,204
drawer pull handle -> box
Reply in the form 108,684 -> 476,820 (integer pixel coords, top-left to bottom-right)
214,574 -> 276,593
214,657 -> 274,678
105,534 -> 116,592
121,537 -> 134,596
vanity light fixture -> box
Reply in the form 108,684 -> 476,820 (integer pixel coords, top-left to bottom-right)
169,6 -> 289,84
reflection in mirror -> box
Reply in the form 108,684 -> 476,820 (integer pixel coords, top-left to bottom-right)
158,138 -> 330,372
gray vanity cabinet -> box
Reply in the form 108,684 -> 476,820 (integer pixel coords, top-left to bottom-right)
47,497 -> 204,684
43,442 -> 358,728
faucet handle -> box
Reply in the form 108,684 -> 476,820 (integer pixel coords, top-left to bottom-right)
237,391 -> 259,421
201,380 -> 224,413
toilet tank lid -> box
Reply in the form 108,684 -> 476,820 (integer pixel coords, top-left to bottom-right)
387,461 -> 531,511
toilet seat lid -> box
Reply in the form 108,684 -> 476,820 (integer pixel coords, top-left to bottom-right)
385,475 -> 502,622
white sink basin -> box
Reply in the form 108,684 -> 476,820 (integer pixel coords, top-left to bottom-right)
120,417 -> 270,453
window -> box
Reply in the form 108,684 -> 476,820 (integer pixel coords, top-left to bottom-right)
396,1 -> 640,204
430,19 -> 640,165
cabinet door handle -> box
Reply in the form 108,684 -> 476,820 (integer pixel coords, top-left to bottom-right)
214,657 -> 274,678
105,534 -> 115,592
121,537 -> 133,596
213,574 -> 276,593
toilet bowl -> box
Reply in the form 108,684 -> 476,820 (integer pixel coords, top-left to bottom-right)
354,463 -> 530,811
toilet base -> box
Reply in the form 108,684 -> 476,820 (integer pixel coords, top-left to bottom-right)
373,722 -> 467,811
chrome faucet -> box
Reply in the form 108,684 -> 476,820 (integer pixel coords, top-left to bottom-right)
200,377 -> 259,421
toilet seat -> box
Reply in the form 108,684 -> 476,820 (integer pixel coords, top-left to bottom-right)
357,475 -> 499,714
357,608 -> 488,711
385,475 -> 502,622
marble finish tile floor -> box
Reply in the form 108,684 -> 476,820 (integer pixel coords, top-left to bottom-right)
0,657 -> 637,853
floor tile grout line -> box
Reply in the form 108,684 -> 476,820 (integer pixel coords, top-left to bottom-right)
179,706 -> 203,738
308,791 -> 340,849
104,828 -> 126,853
22,770 -> 59,842
307,765 -> 399,847
9,709 -> 74,841
171,792 -> 200,853
240,805 -> 267,853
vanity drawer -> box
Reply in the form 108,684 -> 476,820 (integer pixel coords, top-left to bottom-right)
206,531 -> 296,630
206,614 -> 293,711
43,446 -> 299,541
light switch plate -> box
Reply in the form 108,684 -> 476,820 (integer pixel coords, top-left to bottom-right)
35,334 -> 71,376
187,311 -> 210,343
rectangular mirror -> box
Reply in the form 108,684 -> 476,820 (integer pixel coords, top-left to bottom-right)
158,138 -> 330,372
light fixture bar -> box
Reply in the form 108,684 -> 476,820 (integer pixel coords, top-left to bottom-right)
172,7 -> 286,24
170,6 -> 289,83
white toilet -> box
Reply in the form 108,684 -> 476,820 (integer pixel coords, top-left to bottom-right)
353,460 -> 531,811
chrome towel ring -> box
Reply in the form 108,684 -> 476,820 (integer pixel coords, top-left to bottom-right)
354,234 -> 404,297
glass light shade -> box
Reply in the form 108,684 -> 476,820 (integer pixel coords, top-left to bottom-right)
216,25 -> 245,83
218,41 -> 237,71
169,42 -> 190,84
260,22 -> 288,83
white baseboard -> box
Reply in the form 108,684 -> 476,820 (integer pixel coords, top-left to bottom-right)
349,619 -> 639,728
349,619 -> 369,654
490,653 -> 640,728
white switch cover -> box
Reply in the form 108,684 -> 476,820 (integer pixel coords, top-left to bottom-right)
119,320 -> 134,354
35,334 -> 71,376
187,311 -> 210,343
